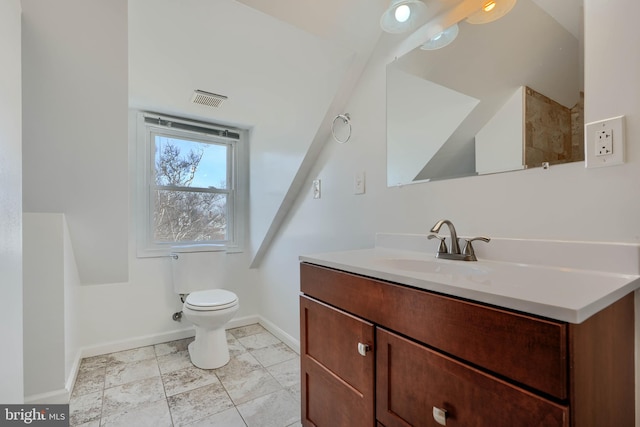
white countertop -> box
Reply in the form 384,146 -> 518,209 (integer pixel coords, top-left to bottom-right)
300,234 -> 640,323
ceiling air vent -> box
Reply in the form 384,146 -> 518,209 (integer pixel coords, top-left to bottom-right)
191,90 -> 227,108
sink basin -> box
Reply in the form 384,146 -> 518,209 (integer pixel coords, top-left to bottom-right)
380,258 -> 490,276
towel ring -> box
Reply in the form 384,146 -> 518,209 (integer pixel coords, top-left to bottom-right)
331,113 -> 351,143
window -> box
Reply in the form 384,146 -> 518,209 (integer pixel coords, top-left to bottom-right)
137,112 -> 246,256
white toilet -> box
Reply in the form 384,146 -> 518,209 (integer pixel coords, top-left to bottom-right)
172,254 -> 239,369
181,289 -> 239,369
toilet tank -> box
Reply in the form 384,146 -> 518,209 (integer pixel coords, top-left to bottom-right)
170,252 -> 225,294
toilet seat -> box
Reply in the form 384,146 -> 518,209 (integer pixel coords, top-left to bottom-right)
184,289 -> 238,311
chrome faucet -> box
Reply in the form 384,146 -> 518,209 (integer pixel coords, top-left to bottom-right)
428,219 -> 490,261
430,219 -> 460,254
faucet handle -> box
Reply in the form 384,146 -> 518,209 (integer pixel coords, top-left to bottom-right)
462,237 -> 490,260
428,234 -> 448,254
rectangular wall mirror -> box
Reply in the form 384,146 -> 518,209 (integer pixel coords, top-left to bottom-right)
386,0 -> 584,186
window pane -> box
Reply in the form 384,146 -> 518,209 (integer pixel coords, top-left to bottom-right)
153,189 -> 227,242
154,136 -> 228,189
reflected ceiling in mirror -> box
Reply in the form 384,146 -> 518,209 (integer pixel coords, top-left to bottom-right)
386,0 -> 583,186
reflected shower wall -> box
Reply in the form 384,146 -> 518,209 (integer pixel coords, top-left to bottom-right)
524,87 -> 584,168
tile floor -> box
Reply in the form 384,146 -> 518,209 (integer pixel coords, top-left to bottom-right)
70,324 -> 301,427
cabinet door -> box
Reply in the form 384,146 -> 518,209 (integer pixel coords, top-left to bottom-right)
377,328 -> 569,427
300,295 -> 375,427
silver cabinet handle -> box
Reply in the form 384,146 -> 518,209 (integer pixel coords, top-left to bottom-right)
433,407 -> 447,426
357,342 -> 370,356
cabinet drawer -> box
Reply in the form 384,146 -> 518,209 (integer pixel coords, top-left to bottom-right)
300,295 -> 375,427
301,263 -> 568,399
377,328 -> 569,427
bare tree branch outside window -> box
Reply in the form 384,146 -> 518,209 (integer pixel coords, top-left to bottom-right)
153,140 -> 228,243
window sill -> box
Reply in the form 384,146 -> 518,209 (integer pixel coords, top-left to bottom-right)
136,243 -> 242,259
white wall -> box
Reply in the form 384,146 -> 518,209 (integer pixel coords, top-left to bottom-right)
126,0 -> 358,268
475,87 -> 524,175
256,0 -> 640,406
63,218 -> 81,392
23,213 -> 80,403
23,214 -> 64,399
20,0 -> 263,355
21,0 -> 129,285
0,0 -> 24,404
67,113 -> 261,355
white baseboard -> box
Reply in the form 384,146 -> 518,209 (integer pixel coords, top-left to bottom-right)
258,316 -> 300,354
79,327 -> 197,359
228,314 -> 260,330
64,349 -> 83,401
25,350 -> 81,404
77,314 -> 261,360
24,388 -> 70,405
61,313 -> 297,400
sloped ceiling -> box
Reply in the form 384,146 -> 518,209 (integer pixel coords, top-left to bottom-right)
128,0 -> 387,264
129,0 -> 365,127
130,0 -> 576,262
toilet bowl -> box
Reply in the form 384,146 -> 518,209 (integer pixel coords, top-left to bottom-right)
181,289 -> 239,369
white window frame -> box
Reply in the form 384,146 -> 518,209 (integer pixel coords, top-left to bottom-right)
136,112 -> 247,257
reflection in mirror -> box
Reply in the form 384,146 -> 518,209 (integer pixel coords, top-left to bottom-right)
386,0 -> 583,186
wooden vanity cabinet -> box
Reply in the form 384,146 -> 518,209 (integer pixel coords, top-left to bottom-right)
300,262 -> 635,427
300,295 -> 375,427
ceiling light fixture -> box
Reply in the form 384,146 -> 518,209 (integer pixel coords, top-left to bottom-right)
420,24 -> 459,50
483,1 -> 497,12
395,4 -> 411,22
380,0 -> 428,34
466,0 -> 516,24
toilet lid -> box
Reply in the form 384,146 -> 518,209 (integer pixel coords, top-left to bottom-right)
185,289 -> 238,311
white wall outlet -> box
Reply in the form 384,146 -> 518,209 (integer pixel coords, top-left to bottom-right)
354,171 -> 365,195
312,179 -> 321,199
585,115 -> 625,168
595,128 -> 613,156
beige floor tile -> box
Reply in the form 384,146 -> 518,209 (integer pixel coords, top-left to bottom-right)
236,389 -> 300,427
78,355 -> 108,371
229,324 -> 266,339
105,357 -> 161,388
155,337 -> 194,357
168,383 -> 234,427
219,367 -> 282,405
250,342 -> 297,367
100,399 -> 173,427
286,383 -> 301,404
237,331 -> 281,351
71,366 -> 105,397
214,351 -> 262,381
105,345 -> 156,365
227,335 -> 247,357
72,420 -> 100,427
102,376 -> 166,417
69,324 -> 301,426
162,365 -> 221,397
266,357 -> 300,389
157,349 -> 193,374
184,407 -> 247,427
69,390 -> 102,426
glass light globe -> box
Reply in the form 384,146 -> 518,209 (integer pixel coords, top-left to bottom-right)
394,4 -> 411,23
